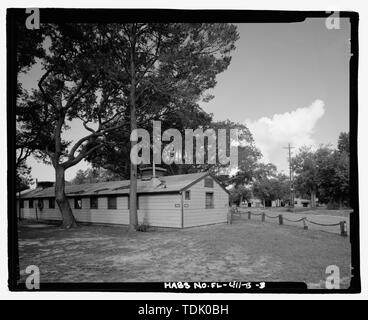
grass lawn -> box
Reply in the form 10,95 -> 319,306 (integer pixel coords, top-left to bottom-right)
18,219 -> 352,288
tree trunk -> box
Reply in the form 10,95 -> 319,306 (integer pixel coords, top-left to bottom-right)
18,191 -> 22,221
129,35 -> 138,230
177,165 -> 185,175
310,190 -> 316,208
55,165 -> 77,228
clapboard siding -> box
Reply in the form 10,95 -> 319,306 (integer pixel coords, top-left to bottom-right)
18,194 -> 181,227
138,194 -> 181,228
18,197 -> 130,225
68,197 -> 130,224
20,199 -> 39,220
17,174 -> 228,228
183,177 -> 229,227
39,206 -> 62,220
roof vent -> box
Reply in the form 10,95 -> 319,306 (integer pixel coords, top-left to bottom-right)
36,180 -> 55,189
139,166 -> 167,180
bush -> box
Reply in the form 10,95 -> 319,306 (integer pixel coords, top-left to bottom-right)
136,223 -> 149,232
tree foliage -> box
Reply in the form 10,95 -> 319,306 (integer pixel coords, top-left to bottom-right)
71,168 -> 122,185
18,23 -> 239,228
16,22 -> 45,192
315,144 -> 350,207
292,132 -> 350,208
229,185 -> 252,205
252,173 -> 289,204
92,23 -> 239,229
17,24 -> 129,227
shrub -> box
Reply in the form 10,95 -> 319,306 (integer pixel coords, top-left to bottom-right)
136,223 -> 149,232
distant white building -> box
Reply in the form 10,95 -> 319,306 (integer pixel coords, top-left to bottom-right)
243,196 -> 316,208
294,197 -> 316,208
244,198 -> 281,208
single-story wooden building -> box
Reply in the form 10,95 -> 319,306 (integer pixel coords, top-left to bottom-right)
17,171 -> 230,228
294,197 -> 315,208
243,199 -> 280,208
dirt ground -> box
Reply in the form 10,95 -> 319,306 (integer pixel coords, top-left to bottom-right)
17,218 -> 352,288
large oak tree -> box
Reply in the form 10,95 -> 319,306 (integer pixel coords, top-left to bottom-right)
19,23 -> 239,229
18,24 -> 128,228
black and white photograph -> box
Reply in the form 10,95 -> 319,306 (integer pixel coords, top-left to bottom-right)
3,2 -> 367,302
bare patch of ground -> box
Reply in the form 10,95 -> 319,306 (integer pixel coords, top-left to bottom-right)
18,219 -> 351,288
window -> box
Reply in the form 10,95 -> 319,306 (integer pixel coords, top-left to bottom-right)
20,200 -> 24,208
204,177 -> 214,188
49,198 -> 55,209
108,196 -> 117,209
185,190 -> 191,200
90,196 -> 98,209
29,200 -> 33,208
205,192 -> 214,209
74,197 -> 82,209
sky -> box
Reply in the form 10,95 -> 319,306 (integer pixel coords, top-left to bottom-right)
21,18 -> 351,181
200,19 -> 350,173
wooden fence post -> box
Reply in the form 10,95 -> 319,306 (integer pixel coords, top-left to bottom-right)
262,213 -> 265,222
303,219 -> 308,230
278,214 -> 283,225
227,207 -> 232,224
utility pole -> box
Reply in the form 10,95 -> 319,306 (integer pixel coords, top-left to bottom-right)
283,143 -> 295,209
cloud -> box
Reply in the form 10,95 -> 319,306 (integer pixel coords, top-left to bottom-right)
246,100 -> 325,172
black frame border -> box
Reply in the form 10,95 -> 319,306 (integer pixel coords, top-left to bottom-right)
7,8 -> 360,293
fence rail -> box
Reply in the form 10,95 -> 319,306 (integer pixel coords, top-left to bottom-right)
230,209 -> 348,237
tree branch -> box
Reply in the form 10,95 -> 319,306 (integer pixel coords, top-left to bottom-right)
63,143 -> 104,169
38,68 -> 58,109
64,74 -> 90,109
67,122 -> 129,161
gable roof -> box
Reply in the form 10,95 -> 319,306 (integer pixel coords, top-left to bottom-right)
19,172 -> 219,199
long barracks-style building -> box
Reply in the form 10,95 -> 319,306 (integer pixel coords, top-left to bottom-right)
17,170 -> 230,228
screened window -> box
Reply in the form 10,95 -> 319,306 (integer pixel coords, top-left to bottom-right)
28,199 -> 34,208
49,198 -> 55,209
108,196 -> 117,209
185,190 -> 191,200
90,196 -> 98,209
205,192 -> 214,209
20,199 -> 24,208
204,177 -> 214,188
74,197 -> 82,209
